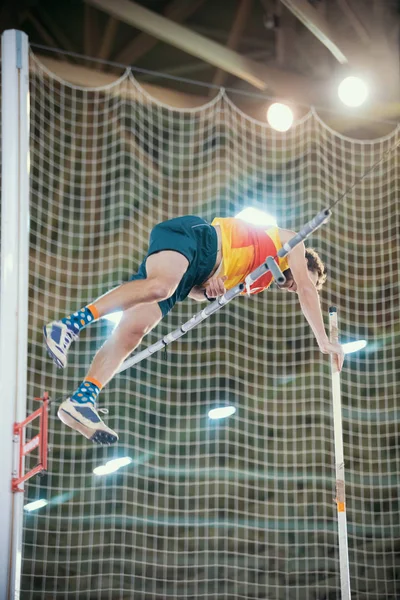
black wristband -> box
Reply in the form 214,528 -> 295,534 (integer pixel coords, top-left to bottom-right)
204,290 -> 214,302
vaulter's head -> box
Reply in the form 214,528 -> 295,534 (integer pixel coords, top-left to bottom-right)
279,248 -> 327,293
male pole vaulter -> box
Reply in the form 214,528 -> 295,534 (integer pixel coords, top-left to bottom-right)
44,215 -> 344,445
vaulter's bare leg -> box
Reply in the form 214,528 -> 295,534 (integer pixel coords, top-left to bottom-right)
48,250 -> 188,445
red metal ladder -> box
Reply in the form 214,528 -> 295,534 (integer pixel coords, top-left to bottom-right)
12,393 -> 50,493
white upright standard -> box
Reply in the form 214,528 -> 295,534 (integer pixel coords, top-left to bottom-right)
0,30 -> 30,600
329,307 -> 351,600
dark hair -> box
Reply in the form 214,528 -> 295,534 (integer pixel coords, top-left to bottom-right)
305,248 -> 327,291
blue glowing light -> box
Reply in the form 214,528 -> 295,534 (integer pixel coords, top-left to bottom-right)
93,456 -> 133,476
208,406 -> 236,420
24,499 -> 48,512
342,340 -> 367,354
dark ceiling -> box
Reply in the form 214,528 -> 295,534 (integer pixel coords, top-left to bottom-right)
1,0 -> 400,134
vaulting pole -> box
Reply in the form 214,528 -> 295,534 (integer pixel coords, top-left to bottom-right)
329,307 -> 351,600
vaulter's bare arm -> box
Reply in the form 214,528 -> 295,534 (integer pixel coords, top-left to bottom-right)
285,235 -> 344,371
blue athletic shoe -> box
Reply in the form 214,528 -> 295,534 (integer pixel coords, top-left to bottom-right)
43,321 -> 78,368
57,398 -> 119,445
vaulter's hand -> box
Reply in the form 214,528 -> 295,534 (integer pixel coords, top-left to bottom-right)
319,341 -> 345,372
204,276 -> 227,298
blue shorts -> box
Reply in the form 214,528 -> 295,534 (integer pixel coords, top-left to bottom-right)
130,216 -> 218,316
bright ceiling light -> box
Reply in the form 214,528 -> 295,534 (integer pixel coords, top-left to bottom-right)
235,207 -> 277,227
93,456 -> 132,476
24,499 -> 48,512
342,340 -> 367,354
267,103 -> 294,132
208,406 -> 236,420
338,76 -> 368,107
104,311 -> 123,326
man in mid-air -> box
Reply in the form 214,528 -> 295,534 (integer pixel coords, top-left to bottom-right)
44,215 -> 344,445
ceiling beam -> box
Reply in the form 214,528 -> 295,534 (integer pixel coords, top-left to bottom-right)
211,0 -> 253,89
278,0 -> 348,63
35,5 -> 77,54
98,17 -> 119,68
84,4 -> 99,58
115,0 -> 207,65
372,0 -> 392,53
191,25 -> 269,50
25,11 -> 66,62
85,0 -> 269,90
142,50 -> 270,81
336,0 -> 370,46
274,0 -> 285,68
274,6 -> 332,79
84,0 -> 333,103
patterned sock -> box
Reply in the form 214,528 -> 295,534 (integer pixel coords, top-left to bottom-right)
71,377 -> 102,405
60,303 -> 100,334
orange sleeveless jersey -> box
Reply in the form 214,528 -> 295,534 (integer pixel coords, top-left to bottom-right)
211,217 -> 289,295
